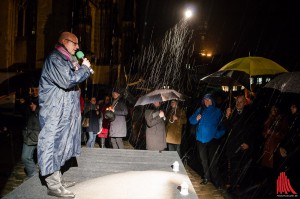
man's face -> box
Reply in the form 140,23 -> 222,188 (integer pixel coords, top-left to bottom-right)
203,98 -> 212,107
112,92 -> 120,99
171,100 -> 177,108
153,101 -> 161,108
291,105 -> 297,114
271,106 -> 279,116
32,87 -> 38,97
105,97 -> 110,104
63,36 -> 79,55
90,97 -> 97,105
235,96 -> 246,111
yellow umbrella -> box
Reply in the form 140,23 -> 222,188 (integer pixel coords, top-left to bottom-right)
219,56 -> 288,76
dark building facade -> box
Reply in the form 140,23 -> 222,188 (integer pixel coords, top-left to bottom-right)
0,0 -> 137,86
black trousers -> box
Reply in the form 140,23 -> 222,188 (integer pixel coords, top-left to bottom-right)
197,139 -> 223,187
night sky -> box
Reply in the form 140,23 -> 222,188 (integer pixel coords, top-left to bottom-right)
136,0 -> 300,72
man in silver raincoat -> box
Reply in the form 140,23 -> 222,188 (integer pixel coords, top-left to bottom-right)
38,32 -> 92,198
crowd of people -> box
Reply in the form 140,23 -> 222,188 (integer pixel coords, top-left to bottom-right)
188,92 -> 300,198
15,31 -> 299,199
75,89 -> 300,198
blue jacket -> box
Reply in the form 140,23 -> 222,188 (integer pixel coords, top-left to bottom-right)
38,49 -> 91,176
189,105 -> 225,143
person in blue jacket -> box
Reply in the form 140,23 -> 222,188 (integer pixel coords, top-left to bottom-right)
189,93 -> 225,189
38,32 -> 92,198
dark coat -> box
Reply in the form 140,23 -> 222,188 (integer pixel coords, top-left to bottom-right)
222,106 -> 257,159
145,108 -> 167,150
85,104 -> 101,133
261,113 -> 289,168
280,112 -> 300,180
38,49 -> 91,176
23,107 -> 40,146
109,98 -> 128,137
281,113 -> 300,153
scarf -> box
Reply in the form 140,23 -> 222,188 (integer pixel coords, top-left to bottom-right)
55,44 -> 80,70
111,97 -> 120,109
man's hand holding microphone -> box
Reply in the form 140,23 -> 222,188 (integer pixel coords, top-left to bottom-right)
76,51 -> 94,74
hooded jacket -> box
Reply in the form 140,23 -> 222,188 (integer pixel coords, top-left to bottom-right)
189,94 -> 225,143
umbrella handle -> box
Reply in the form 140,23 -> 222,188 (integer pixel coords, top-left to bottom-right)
229,89 -> 232,108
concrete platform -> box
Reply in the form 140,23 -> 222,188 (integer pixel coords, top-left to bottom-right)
3,148 -> 198,199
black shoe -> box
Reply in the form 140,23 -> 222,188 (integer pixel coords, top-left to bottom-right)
47,186 -> 75,198
62,181 -> 76,188
200,178 -> 208,185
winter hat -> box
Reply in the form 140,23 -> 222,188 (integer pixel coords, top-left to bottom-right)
202,93 -> 215,106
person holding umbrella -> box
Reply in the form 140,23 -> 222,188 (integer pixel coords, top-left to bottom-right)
221,94 -> 258,193
165,100 -> 187,156
144,101 -> 167,151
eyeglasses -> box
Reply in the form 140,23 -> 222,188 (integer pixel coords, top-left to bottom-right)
65,38 -> 79,45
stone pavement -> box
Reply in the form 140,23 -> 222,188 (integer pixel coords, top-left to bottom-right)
1,141 -> 232,199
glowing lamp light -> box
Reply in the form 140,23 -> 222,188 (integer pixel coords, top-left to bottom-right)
199,49 -> 213,58
184,9 -> 193,19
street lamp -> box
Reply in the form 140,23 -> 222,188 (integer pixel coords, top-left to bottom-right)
184,8 -> 193,19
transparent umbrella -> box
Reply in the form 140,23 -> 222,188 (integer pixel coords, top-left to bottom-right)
134,88 -> 187,106
264,71 -> 300,94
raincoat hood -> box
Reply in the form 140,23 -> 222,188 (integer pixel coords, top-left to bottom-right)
202,93 -> 215,106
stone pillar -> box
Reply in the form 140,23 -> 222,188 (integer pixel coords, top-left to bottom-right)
35,0 -> 52,69
0,0 -> 17,69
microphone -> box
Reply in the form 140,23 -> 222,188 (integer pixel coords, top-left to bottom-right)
75,51 -> 94,74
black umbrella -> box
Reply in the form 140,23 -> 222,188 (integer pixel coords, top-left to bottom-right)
201,70 -> 250,105
0,71 -> 41,96
200,70 -> 250,90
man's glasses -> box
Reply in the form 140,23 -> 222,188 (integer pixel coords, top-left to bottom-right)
65,38 -> 79,45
